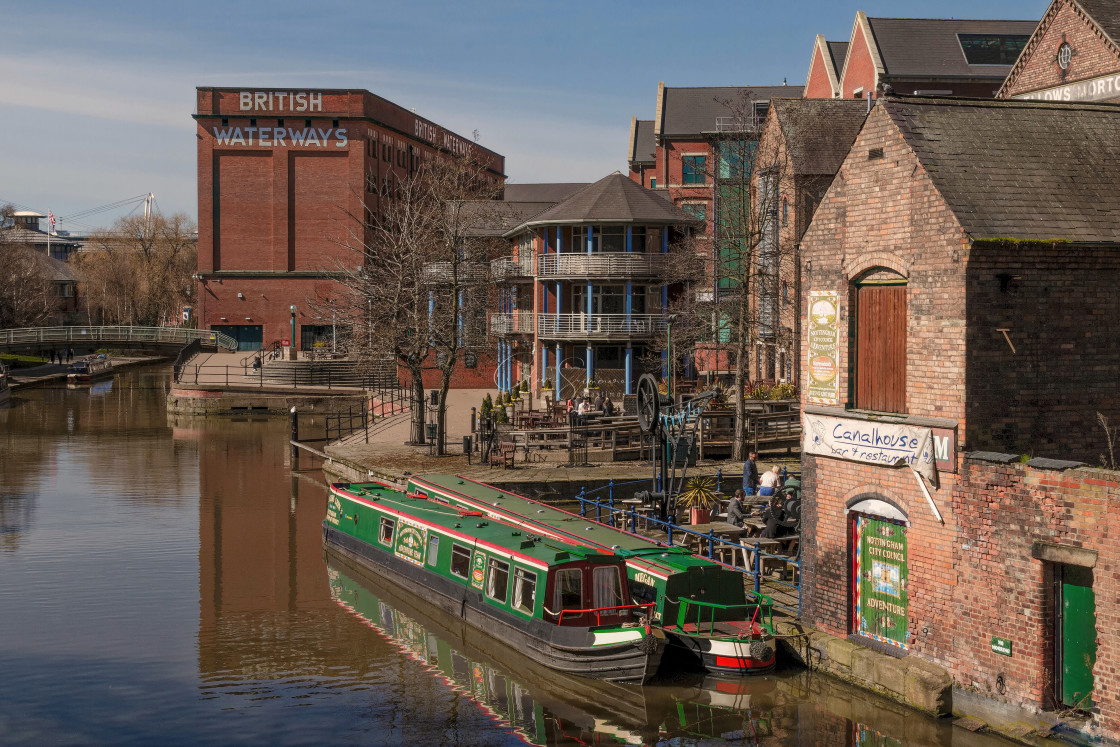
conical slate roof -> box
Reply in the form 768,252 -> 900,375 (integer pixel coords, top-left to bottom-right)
504,172 -> 696,236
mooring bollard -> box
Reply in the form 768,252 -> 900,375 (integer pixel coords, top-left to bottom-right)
290,407 -> 298,460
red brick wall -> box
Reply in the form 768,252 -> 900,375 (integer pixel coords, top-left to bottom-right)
841,24 -> 877,99
1001,0 -> 1120,100
950,457 -> 1120,737
291,152 -> 351,271
805,45 -> 837,99
216,153 -> 274,271
964,242 -> 1120,460
798,102 -> 971,423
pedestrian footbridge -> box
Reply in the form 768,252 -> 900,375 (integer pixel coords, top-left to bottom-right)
0,326 -> 238,353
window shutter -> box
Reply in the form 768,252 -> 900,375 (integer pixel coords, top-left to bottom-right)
855,284 -> 906,413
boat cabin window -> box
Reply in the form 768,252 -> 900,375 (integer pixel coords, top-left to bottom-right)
512,569 -> 537,613
450,544 -> 472,579
378,517 -> 395,545
486,558 -> 510,603
426,535 -> 439,566
593,566 -> 623,609
554,568 -> 583,611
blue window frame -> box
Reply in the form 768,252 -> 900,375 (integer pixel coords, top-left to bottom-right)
682,155 -> 707,185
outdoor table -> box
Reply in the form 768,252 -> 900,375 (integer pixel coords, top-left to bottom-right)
738,538 -> 782,572
685,522 -> 747,561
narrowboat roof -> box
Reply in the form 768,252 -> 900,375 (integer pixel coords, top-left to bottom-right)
333,482 -> 618,567
410,474 -> 721,573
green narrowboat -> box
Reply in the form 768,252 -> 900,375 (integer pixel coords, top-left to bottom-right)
324,481 -> 665,683
327,551 -> 779,746
326,551 -> 661,745
405,474 -> 777,676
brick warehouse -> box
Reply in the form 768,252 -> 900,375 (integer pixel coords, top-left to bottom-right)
798,95 -> 1120,736
999,0 -> 1120,103
193,87 -> 505,366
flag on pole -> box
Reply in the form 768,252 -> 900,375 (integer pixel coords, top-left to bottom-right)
48,211 -> 56,230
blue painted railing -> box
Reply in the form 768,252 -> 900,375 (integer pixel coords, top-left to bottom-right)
575,483 -> 801,618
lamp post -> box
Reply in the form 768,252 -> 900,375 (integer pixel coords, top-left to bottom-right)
666,313 -> 678,399
289,305 -> 296,354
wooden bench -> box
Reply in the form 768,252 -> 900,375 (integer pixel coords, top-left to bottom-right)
489,441 -> 516,469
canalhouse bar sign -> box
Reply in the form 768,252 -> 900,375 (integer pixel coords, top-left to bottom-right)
804,413 -> 938,484
807,291 -> 841,406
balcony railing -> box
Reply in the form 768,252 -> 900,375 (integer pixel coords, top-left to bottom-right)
536,313 -> 667,339
489,312 -> 535,335
537,253 -> 666,278
490,255 -> 534,281
421,260 -> 487,284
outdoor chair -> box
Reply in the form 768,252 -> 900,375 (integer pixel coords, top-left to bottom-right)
489,441 -> 516,469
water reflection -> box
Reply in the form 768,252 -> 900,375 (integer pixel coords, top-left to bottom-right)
325,555 -> 998,747
0,368 -> 1009,745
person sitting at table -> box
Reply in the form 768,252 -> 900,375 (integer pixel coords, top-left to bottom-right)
760,491 -> 786,538
602,396 -> 615,417
759,465 -> 781,496
726,489 -> 748,528
593,393 -> 604,411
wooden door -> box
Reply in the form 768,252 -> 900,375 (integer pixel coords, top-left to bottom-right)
855,285 -> 906,413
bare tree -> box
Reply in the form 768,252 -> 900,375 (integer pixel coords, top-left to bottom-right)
77,213 -> 197,326
657,93 -> 798,460
0,204 -> 56,328
331,151 -> 501,452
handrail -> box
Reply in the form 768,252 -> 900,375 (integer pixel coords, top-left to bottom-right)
545,602 -> 655,626
537,253 -> 666,278
489,312 -> 534,335
671,596 -> 774,636
241,339 -> 283,369
0,325 -> 237,351
536,313 -> 667,338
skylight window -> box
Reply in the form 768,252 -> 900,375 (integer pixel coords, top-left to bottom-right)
958,34 -> 1030,65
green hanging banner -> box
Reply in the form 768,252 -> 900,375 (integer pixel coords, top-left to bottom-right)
854,515 -> 909,649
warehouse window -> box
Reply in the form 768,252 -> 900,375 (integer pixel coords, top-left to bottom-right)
852,272 -> 907,413
958,34 -> 1030,65
682,155 -> 707,185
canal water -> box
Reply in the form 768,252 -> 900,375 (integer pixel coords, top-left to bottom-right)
0,367 -> 1009,746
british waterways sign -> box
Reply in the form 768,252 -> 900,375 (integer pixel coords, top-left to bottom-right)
804,413 -> 937,484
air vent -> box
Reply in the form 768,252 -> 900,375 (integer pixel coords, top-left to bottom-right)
868,147 -> 884,160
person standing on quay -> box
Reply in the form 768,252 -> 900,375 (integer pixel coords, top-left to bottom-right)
742,451 -> 760,495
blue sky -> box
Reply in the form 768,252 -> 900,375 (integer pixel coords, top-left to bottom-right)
2,0 -> 1049,231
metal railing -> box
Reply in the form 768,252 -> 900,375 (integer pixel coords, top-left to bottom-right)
673,596 -> 774,636
420,260 -> 488,284
490,255 -> 534,281
536,313 -> 667,339
545,602 -> 655,626
0,325 -> 237,351
323,384 -> 410,443
574,487 -> 801,618
174,362 -> 397,390
489,312 -> 535,335
537,253 -> 666,278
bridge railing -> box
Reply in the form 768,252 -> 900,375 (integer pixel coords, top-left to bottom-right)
0,326 -> 238,351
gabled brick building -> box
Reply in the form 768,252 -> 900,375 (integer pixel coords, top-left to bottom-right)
805,13 -> 1038,100
799,96 -> 1120,733
999,0 -> 1120,102
750,98 -> 867,383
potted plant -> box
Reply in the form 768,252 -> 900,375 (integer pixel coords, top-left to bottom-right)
587,378 -> 600,390
678,475 -> 720,524
541,378 -> 554,391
